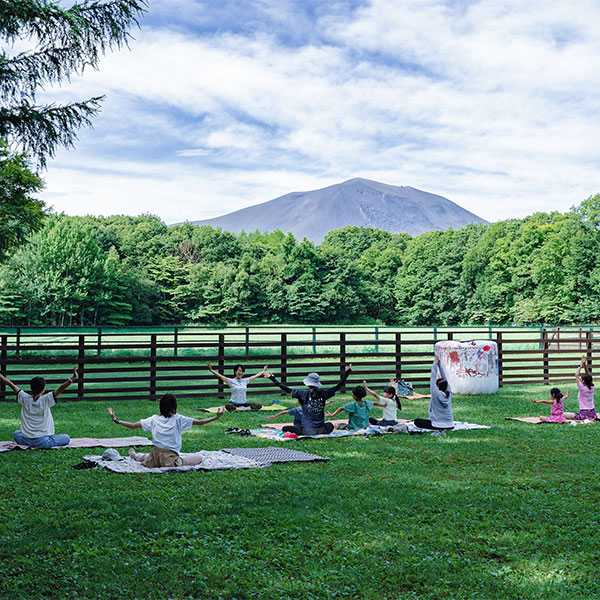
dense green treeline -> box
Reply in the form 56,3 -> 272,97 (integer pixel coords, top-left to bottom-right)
1,195 -> 600,326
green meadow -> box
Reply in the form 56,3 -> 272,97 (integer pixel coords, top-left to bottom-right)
1,383 -> 598,600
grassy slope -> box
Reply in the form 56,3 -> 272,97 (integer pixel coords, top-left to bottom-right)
0,385 -> 599,600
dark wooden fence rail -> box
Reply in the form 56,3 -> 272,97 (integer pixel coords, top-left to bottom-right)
0,327 -> 596,401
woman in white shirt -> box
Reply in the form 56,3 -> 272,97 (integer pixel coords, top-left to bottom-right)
207,362 -> 267,411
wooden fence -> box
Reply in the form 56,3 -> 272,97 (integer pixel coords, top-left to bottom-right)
0,327 -> 596,401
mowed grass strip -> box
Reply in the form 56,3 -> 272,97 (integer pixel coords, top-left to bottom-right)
0,384 -> 599,600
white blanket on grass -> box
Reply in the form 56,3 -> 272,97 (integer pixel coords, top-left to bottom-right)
83,451 -> 263,473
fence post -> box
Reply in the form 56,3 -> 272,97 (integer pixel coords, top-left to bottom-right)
488,325 -> 492,340
340,332 -> 346,392
149,334 -> 157,401
496,332 -> 503,387
447,332 -> 454,341
542,327 -> 549,384
280,333 -> 287,394
218,334 -> 225,399
245,327 -> 250,356
587,330 -> 593,372
0,335 -> 7,401
374,326 -> 379,353
433,326 -> 437,342
78,335 -> 85,400
97,327 -> 102,357
174,327 -> 179,358
395,332 -> 402,381
16,327 -> 21,357
312,327 -> 316,355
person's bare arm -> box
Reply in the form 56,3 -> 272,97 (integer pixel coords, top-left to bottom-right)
192,408 -> 225,426
0,373 -> 20,394
326,407 -> 344,418
266,409 -> 290,420
107,407 -> 142,429
207,362 -> 229,384
362,380 -> 379,400
54,366 -> 78,399
530,397 -> 552,405
373,401 -> 387,407
247,364 -> 268,383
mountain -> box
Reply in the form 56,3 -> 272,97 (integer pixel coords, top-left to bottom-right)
186,178 -> 488,244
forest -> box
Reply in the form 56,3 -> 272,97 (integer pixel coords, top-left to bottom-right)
1,194 -> 600,327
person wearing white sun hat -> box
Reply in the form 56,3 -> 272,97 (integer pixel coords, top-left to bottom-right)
266,365 -> 352,435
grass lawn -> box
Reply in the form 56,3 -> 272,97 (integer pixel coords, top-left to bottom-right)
1,383 -> 599,599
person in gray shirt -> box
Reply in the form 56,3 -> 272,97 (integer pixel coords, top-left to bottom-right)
414,359 -> 454,430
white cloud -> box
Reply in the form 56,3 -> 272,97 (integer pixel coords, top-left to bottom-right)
36,0 -> 600,225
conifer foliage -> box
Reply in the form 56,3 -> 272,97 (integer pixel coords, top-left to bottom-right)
0,0 -> 147,166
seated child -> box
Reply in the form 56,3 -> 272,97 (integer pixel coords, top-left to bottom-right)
363,379 -> 402,426
326,385 -> 384,430
531,388 -> 569,423
108,393 -> 224,467
1,367 -> 77,448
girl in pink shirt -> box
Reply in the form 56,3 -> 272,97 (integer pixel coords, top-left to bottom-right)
565,357 -> 597,421
531,388 -> 569,423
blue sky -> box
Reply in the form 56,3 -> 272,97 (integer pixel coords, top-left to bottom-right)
38,0 -> 600,224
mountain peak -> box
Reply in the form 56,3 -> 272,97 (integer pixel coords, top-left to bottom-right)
186,179 -> 487,243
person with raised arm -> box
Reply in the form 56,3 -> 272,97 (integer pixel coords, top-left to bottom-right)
0,367 -> 77,448
413,358 -> 454,431
266,364 -> 352,435
564,356 -> 597,421
207,362 -> 267,411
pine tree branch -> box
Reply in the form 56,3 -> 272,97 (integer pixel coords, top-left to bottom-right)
1,46 -> 90,102
0,1 -> 147,50
0,97 -> 104,166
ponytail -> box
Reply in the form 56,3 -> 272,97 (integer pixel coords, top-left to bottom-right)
384,385 -> 402,411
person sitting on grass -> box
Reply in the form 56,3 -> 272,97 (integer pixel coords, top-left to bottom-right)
0,367 -> 77,448
564,356 -> 596,421
107,394 -> 224,468
207,362 -> 267,412
266,365 -> 352,436
413,358 -> 454,431
326,385 -> 382,430
265,398 -> 336,428
531,388 -> 569,423
363,378 -> 402,426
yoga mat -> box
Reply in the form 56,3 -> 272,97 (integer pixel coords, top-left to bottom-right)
223,447 -> 328,464
0,436 -> 153,453
199,403 -> 287,413
251,421 -> 490,440
505,417 -> 596,425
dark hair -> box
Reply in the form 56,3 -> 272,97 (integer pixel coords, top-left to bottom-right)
30,376 -> 46,395
352,385 -> 367,400
550,387 -> 564,401
582,373 -> 593,389
383,385 -> 402,410
233,364 -> 245,375
159,393 -> 177,417
437,378 -> 449,398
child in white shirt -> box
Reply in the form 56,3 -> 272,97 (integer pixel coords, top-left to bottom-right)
108,393 -> 223,467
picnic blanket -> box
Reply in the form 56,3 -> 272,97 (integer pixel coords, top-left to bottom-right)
81,447 -> 328,473
0,436 -> 153,453
198,403 -> 287,413
505,417 -> 597,425
251,420 -> 490,440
